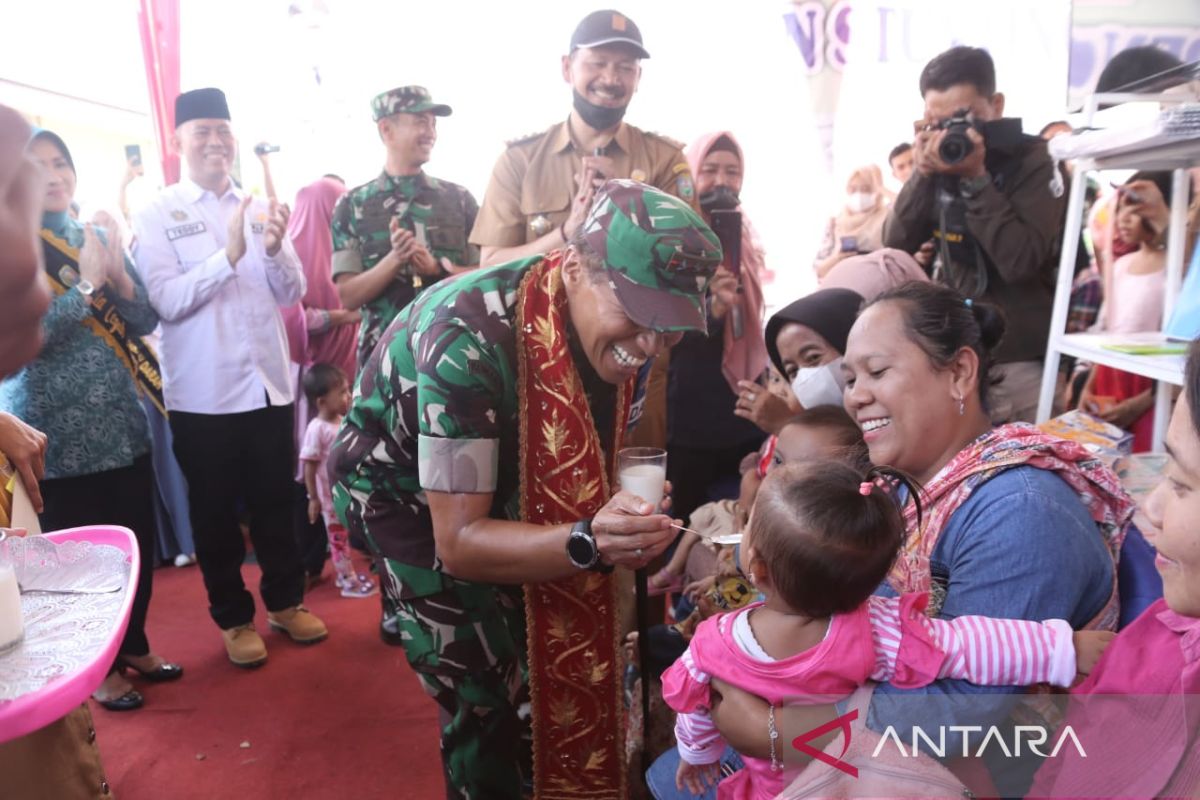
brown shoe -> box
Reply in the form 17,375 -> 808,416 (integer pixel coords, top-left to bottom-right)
267,606 -> 328,644
221,624 -> 267,668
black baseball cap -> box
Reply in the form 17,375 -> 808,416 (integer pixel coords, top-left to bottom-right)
570,10 -> 650,59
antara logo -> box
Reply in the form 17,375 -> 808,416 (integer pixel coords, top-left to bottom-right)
791,711 -> 1088,779
872,725 -> 1087,760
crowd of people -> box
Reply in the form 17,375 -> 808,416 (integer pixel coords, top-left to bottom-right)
0,7 -> 1198,800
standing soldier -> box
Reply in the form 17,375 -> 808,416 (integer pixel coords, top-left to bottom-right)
333,86 -> 479,372
470,10 -> 697,450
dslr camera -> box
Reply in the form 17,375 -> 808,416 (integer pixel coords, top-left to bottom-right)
934,112 -> 984,165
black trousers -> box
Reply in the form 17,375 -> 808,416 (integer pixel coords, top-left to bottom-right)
292,480 -> 328,578
39,454 -> 156,657
170,405 -> 304,629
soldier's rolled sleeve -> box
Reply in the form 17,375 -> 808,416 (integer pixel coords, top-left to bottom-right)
330,196 -> 365,277
418,435 -> 499,493
470,151 -> 527,248
414,321 -> 505,493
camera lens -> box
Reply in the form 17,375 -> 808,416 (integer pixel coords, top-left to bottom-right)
938,132 -> 972,165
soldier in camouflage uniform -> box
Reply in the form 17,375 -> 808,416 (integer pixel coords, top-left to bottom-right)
330,181 -> 721,799
332,85 -> 479,371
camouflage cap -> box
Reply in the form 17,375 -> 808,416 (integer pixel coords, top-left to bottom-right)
371,86 -> 452,122
580,179 -> 722,333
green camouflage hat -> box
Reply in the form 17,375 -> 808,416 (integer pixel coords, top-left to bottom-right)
580,179 -> 722,333
371,86 -> 452,121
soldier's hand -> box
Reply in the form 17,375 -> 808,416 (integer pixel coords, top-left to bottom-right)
410,244 -> 441,277
263,199 -> 290,257
226,195 -> 251,266
388,220 -> 418,265
563,171 -> 599,241
591,491 -> 676,570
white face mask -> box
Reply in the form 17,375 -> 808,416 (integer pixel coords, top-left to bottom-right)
847,192 -> 876,213
790,358 -> 846,409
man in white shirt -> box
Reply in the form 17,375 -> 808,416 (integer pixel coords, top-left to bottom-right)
133,88 -> 327,668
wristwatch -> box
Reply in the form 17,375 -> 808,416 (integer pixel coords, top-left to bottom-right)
76,279 -> 95,297
959,173 -> 991,199
566,519 -> 612,573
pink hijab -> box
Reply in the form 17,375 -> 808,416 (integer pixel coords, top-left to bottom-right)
684,131 -> 769,393
820,247 -> 929,301
283,178 -> 356,378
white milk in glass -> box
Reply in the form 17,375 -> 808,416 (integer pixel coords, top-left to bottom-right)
0,564 -> 22,651
620,464 -> 666,508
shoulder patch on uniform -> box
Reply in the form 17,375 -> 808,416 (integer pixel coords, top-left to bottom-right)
644,130 -> 685,149
672,162 -> 691,175
506,130 -> 547,147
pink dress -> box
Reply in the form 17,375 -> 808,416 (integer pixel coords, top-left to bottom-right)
662,594 -> 1076,800
1028,598 -> 1200,797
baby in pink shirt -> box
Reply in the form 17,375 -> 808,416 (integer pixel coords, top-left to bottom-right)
662,460 -> 1113,799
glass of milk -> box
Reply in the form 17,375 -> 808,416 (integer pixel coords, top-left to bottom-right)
0,531 -> 23,653
617,447 -> 667,509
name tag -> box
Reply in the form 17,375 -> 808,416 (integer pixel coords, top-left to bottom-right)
166,222 -> 207,241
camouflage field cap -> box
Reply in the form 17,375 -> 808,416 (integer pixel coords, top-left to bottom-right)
580,179 -> 722,333
371,86 -> 452,122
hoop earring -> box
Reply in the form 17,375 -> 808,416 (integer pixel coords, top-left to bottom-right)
956,395 -> 965,416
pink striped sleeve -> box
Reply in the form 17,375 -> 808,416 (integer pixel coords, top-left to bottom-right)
674,710 -> 727,765
929,615 -> 1076,687
868,597 -> 1077,687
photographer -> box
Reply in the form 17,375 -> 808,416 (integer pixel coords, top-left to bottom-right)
884,46 -> 1067,422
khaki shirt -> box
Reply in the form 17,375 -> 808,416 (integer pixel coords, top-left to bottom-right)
470,119 -> 695,247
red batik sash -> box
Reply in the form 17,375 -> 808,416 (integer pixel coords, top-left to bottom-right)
516,251 -> 634,799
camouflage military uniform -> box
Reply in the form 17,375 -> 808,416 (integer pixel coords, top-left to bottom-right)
331,85 -> 480,369
329,181 -> 720,800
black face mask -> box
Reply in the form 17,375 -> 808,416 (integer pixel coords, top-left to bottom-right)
699,185 -> 740,213
572,90 -> 627,131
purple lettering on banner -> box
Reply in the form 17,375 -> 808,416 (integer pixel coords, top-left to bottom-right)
1069,38 -> 1095,90
828,0 -> 852,69
877,6 -> 893,62
784,2 -> 827,73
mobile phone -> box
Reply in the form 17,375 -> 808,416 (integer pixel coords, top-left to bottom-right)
124,144 -> 144,175
840,236 -> 858,253
254,143 -> 281,157
709,209 -> 742,276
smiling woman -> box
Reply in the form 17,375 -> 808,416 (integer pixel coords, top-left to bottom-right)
1028,339 -> 1200,797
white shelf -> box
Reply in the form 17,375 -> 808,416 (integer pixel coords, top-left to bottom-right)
1091,139 -> 1200,171
1055,333 -> 1186,385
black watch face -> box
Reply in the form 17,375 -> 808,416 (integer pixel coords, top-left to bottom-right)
567,532 -> 596,567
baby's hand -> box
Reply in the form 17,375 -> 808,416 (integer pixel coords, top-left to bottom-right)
676,758 -> 722,795
307,498 -> 322,525
1073,630 -> 1116,675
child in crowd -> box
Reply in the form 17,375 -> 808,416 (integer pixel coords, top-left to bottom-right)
663,460 -> 1112,799
300,364 -> 376,599
1079,171 -> 1178,450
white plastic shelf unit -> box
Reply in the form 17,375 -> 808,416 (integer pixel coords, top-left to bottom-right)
1037,92 -> 1199,451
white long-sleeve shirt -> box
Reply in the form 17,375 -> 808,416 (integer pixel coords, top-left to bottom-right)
132,178 -> 305,414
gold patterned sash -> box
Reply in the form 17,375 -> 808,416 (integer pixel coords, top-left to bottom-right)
516,252 -> 634,799
40,230 -> 166,416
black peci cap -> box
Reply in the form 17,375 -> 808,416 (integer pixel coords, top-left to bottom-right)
570,10 -> 649,59
175,88 -> 231,128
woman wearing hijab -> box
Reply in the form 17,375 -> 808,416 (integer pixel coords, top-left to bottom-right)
0,130 -> 180,710
735,288 -> 864,435
280,177 -> 361,581
819,247 -> 929,301
665,132 -> 769,529
813,165 -> 891,279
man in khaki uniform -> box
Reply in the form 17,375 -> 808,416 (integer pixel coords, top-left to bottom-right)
471,9 -> 695,447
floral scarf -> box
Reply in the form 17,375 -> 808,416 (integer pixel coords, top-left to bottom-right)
890,423 -> 1134,630
516,252 -> 635,799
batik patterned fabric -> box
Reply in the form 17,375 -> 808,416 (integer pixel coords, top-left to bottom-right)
330,170 -> 479,367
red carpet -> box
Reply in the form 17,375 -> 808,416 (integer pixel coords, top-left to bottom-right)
90,557 -> 444,800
